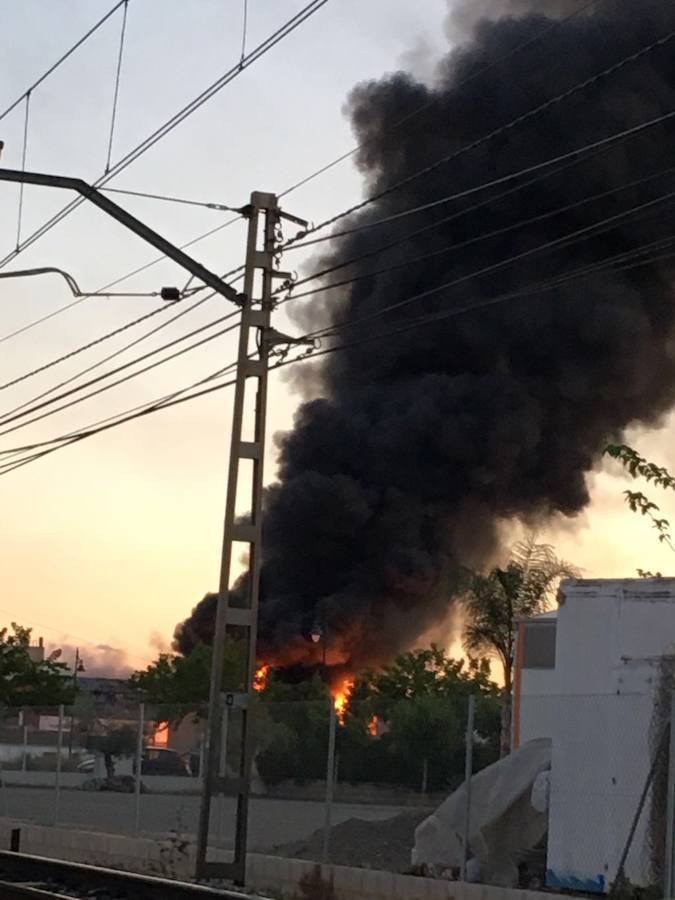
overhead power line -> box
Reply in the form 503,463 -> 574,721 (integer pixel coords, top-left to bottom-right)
276,0 -> 610,200
0,0 -> 330,271
281,22 -> 675,251
0,317 -> 240,439
1,0 -> 606,327
99,186 -> 241,211
4,229 -> 675,475
0,0 -> 127,122
105,0 -> 129,173
280,163 -> 675,304
301,185 -> 675,342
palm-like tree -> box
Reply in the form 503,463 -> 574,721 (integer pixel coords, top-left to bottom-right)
463,537 -> 578,756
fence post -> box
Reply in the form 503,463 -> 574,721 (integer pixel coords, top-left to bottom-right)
133,703 -> 145,837
460,695 -> 476,882
665,693 -> 675,898
322,699 -> 337,866
21,712 -> 27,773
54,704 -> 64,825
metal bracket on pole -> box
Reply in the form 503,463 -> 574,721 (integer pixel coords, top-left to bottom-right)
195,190 -> 304,885
0,168 -> 243,306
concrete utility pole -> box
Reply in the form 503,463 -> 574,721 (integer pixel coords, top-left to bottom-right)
195,192 -> 307,884
0,168 -> 308,885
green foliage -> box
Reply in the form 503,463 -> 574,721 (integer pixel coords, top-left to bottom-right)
254,647 -> 501,793
0,623 -> 75,707
462,537 -> 577,755
86,724 -> 137,780
129,639 -> 245,721
605,444 -> 675,550
463,538 -> 577,684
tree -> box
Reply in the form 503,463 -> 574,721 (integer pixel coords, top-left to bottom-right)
463,538 -> 577,756
605,444 -> 675,557
0,623 -> 75,707
345,646 -> 501,791
86,725 -> 137,781
129,639 -> 245,721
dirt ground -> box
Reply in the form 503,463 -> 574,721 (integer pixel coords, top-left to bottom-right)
268,810 -> 428,873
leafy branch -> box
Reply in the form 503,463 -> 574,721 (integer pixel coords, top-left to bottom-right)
605,444 -> 675,551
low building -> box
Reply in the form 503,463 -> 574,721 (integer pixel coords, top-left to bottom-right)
513,578 -> 675,893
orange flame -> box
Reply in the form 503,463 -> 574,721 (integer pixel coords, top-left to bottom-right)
152,722 -> 169,747
331,676 -> 354,723
367,715 -> 379,737
253,664 -> 270,692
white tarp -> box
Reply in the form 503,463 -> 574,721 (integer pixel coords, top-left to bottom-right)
412,737 -> 551,885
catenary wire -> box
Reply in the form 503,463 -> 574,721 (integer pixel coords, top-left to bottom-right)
279,163 -> 675,304
105,0 -> 129,173
0,0 -> 331,271
4,231 -> 675,473
15,91 -> 31,249
300,186 -> 675,342
273,133 -> 675,301
0,0 -> 127,122
5,138 -> 672,427
0,0 -> 604,320
280,23 -> 675,250
99,186 -> 240,211
276,0 -> 609,199
0,318 -> 240,438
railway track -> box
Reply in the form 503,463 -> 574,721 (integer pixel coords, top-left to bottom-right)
0,850 -> 262,899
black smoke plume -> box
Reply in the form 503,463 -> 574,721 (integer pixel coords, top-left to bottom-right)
175,0 -> 675,670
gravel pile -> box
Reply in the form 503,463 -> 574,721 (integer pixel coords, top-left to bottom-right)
267,811 -> 428,873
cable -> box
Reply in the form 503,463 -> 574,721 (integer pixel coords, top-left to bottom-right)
302,185 -> 675,342
275,135 -> 675,303
0,0 -> 127,122
0,358 -> 240,460
99,186 -> 240,211
0,293 -> 215,418
7,151 -> 673,445
301,236 -> 675,351
0,0 -> 331,271
5,232 -> 675,474
0,214 -> 243,346
240,0 -> 248,66
105,0 -> 129,173
276,0 -> 610,200
282,23 -> 675,250
15,91 -> 31,250
0,319 -> 240,440
0,0 -> 604,334
280,163 -> 675,304
0,310 -> 239,434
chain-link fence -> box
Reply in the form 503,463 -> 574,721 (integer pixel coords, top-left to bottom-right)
0,690 -> 673,893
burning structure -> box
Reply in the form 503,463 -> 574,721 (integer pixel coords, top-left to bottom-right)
176,0 -> 675,679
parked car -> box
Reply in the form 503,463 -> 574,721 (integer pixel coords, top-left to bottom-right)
76,755 -> 96,773
135,746 -> 189,776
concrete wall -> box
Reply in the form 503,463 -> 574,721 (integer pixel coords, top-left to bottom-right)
0,818 -> 571,900
518,578 -> 675,893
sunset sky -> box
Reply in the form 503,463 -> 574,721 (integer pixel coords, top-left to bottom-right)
1,0 -> 674,676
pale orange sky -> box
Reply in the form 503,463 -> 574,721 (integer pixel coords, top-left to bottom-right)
1,1 -> 673,675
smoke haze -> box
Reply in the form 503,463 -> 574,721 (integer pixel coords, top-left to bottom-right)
175,0 -> 675,671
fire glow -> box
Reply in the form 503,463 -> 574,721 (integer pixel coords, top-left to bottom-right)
331,676 -> 354,723
253,664 -> 270,693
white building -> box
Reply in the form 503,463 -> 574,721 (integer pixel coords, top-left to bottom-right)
513,578 -> 675,892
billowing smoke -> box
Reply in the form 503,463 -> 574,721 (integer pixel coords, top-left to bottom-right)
176,0 -> 675,670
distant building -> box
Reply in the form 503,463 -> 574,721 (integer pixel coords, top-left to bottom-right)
76,676 -> 140,711
27,636 -> 44,664
513,578 -> 675,893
